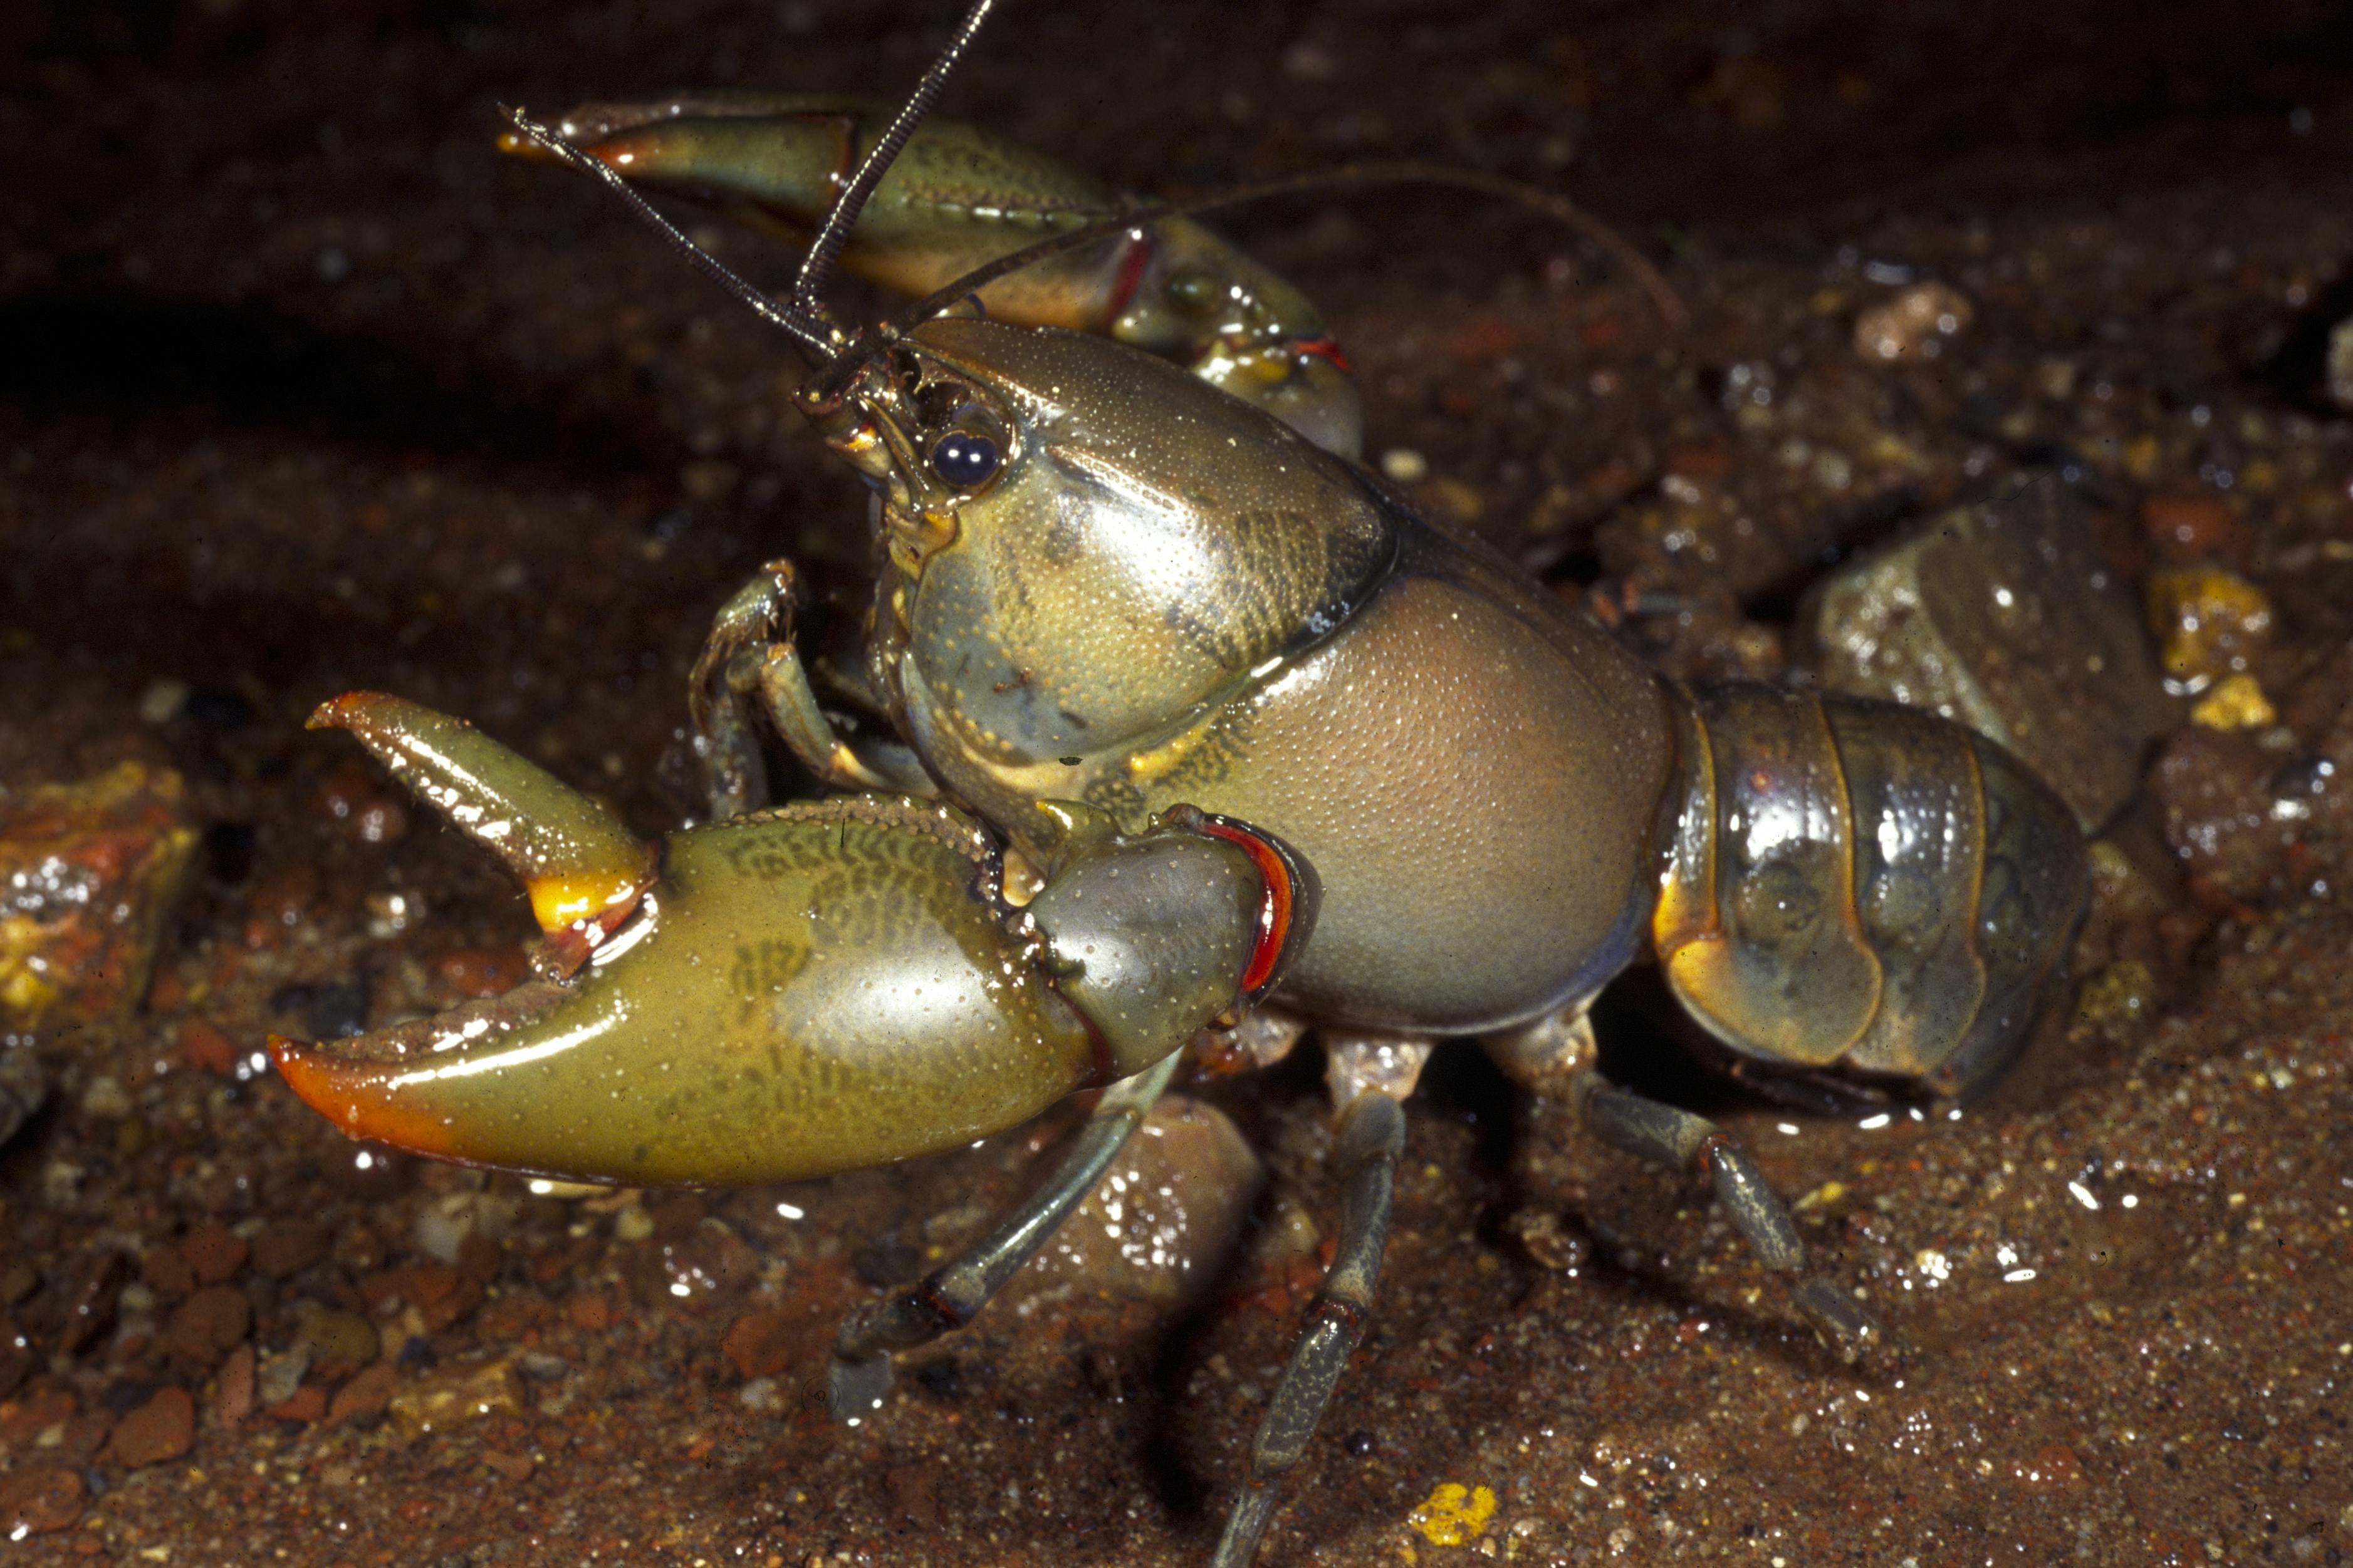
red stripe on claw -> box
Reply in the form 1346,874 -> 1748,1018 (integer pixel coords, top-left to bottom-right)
1194,817 -> 1296,996
1291,335 -> 1352,373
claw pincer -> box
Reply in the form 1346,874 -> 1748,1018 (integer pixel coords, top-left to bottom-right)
499,93 -> 1363,456
272,693 -> 1308,1187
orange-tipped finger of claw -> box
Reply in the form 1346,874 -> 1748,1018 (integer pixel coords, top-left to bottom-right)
270,1034 -> 470,1163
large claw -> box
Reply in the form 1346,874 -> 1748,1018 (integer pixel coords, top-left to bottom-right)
499,93 -> 1363,457
273,695 -> 1312,1188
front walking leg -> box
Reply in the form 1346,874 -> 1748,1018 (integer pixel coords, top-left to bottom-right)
1212,1045 -> 1412,1568
1574,1076 -> 1881,1358
827,1051 -> 1182,1423
688,558 -> 908,819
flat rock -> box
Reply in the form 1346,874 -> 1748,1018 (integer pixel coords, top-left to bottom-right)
0,1465 -> 83,1535
1000,1096 -> 1265,1312
0,762 -> 197,1032
107,1386 -> 194,1468
1802,476 -> 2176,829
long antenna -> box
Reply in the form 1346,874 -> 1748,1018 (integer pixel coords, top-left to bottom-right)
501,104 -> 842,363
890,161 -> 1688,336
793,0 -> 998,313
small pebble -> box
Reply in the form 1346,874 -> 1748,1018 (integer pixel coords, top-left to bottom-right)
2146,567 -> 2275,688
2327,314 -> 2353,410
174,1018 -> 237,1076
256,1346 -> 311,1406
295,1304 -> 379,1369
137,679 -> 190,725
414,1207 -> 474,1268
2189,672 -> 2277,731
481,1449 -> 535,1483
738,1376 -> 783,1413
565,1291 -> 612,1332
1380,447 -> 1429,483
0,1466 -> 84,1535
328,1363 -> 399,1426
1855,281 -> 1973,361
387,1354 -> 524,1439
78,1076 -> 132,1119
2141,492 -> 2243,560
106,1386 -> 194,1468
164,1284 -> 250,1370
268,1385 -> 327,1424
721,1308 -> 801,1381
177,1220 -> 248,1286
215,1343 -> 256,1431
251,1219 -> 328,1279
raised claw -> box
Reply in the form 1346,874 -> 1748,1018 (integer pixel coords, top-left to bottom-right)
273,695 -> 1312,1188
501,93 -> 1363,456
308,693 -> 654,972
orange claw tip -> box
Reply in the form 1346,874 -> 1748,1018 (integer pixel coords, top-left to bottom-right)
305,690 -> 410,733
269,1032 -> 470,1161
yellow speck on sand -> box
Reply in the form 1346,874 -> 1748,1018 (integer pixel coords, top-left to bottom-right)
1407,1482 -> 1496,1546
2188,672 -> 2275,731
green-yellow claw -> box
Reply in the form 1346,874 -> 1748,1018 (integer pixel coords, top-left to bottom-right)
308,693 -> 655,963
273,694 -> 1310,1187
499,93 -> 1364,457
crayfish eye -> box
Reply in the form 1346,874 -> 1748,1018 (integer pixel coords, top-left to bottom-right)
929,430 -> 1001,488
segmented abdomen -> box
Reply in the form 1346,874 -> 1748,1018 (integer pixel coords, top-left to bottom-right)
1650,683 -> 2087,1096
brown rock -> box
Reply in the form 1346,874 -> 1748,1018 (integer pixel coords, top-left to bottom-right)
140,1243 -> 196,1301
2141,492 -> 2245,562
267,1384 -> 327,1423
1802,477 -> 2177,831
721,1309 -> 799,1381
387,1355 -> 524,1439
293,1305 -> 378,1373
1004,1096 -> 1266,1309
215,1342 -> 256,1431
107,1385 -> 194,1467
480,1449 -> 535,1483
456,1230 -> 504,1287
178,1220 -> 248,1285
164,1284 -> 250,1370
565,1290 -> 611,1332
0,1465 -> 83,1535
0,762 -> 198,1032
327,1363 -> 399,1426
2150,726 -> 2280,903
405,1263 -> 484,1332
175,1017 -> 238,1076
0,1384 -> 76,1447
58,1409 -> 115,1463
251,1219 -> 328,1279
475,1289 -> 552,1342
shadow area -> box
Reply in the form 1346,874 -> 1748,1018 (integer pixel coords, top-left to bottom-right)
0,290 -> 670,482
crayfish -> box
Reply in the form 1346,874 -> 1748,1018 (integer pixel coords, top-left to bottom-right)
273,4 -> 2089,1561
